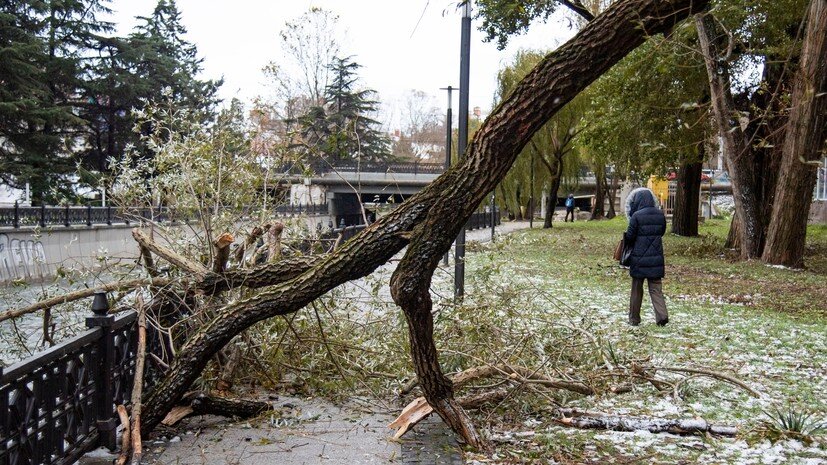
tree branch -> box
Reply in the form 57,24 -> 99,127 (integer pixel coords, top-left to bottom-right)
0,277 -> 170,323
560,0 -> 596,22
132,228 -> 209,279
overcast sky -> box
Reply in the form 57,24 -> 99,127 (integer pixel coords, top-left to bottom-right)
107,1 -> 577,128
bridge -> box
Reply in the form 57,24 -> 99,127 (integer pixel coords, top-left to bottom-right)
1,160 -> 736,284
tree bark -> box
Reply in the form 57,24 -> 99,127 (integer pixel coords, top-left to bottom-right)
672,151 -> 703,236
762,0 -> 827,268
556,409 -> 737,436
591,168 -> 606,219
606,172 -> 619,219
544,176 -> 562,228
138,0 -> 710,445
695,13 -> 764,258
533,141 -> 565,229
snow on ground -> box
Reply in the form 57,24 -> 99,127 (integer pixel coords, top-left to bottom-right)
443,231 -> 827,464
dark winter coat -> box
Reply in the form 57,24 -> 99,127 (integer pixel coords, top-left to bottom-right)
624,189 -> 666,279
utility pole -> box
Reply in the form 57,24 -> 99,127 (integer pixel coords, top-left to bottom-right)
455,0 -> 471,300
441,86 -> 455,265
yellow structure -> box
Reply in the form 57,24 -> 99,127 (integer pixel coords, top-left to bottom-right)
647,176 -> 669,208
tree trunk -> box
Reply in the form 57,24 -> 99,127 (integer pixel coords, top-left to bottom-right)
545,176 -> 562,228
762,0 -> 827,268
138,0 -> 710,445
695,13 -> 764,258
516,184 -> 524,220
672,152 -> 703,236
725,215 -> 741,250
538,148 -> 565,229
591,169 -> 606,220
606,173 -> 619,219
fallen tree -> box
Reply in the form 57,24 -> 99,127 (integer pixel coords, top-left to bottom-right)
130,0 -> 712,449
0,0 -> 710,451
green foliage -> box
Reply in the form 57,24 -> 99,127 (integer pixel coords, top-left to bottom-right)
475,0 -> 565,50
111,97 -> 263,251
0,0 -> 111,203
294,56 -> 391,164
760,404 -> 826,441
578,31 -> 708,180
494,49 -> 584,215
0,0 -> 221,203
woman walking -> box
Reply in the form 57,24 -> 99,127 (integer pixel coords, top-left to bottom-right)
624,188 -> 669,326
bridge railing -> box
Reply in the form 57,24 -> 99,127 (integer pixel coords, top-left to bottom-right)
0,293 -> 149,465
0,203 -> 329,229
281,160 -> 445,176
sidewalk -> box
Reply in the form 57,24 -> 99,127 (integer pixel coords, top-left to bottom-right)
82,222 -> 534,465
140,396 -> 399,465
465,219 -> 532,243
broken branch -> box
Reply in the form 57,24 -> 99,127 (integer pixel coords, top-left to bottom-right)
0,278 -> 170,323
656,366 -> 761,398
132,228 -> 209,279
555,408 -> 737,436
115,405 -> 130,465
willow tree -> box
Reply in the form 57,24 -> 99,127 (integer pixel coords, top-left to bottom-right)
497,50 -> 586,227
125,0 -> 709,450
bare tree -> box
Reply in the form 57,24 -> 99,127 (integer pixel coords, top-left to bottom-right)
393,90 -> 445,162
261,7 -> 342,121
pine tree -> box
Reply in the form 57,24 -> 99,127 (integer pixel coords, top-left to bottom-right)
130,0 -> 221,118
324,57 -> 390,162
77,0 -> 222,181
0,0 -> 117,203
299,56 -> 390,163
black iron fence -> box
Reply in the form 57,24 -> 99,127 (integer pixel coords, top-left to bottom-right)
466,208 -> 501,231
0,293 -> 148,465
0,203 -> 329,229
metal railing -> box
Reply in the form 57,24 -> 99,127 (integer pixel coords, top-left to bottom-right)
466,209 -> 501,231
282,160 -> 445,176
0,294 -> 151,465
0,203 -> 329,229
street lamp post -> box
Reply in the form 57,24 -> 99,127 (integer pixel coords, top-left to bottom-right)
441,85 -> 455,265
455,0 -> 471,300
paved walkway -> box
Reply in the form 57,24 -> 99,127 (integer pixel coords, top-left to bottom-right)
82,221 -> 534,465
139,396 -> 398,465
465,219 -> 532,243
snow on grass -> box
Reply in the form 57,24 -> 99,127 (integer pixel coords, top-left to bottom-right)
450,228 -> 827,463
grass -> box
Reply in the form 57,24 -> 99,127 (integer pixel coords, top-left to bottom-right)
506,218 -> 827,317
454,218 -> 827,464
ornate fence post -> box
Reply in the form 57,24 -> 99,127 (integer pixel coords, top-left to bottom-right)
106,206 -> 112,225
40,204 -> 47,228
85,292 -> 118,450
64,205 -> 70,227
13,201 -> 19,228
86,205 -> 92,227
0,366 -> 6,461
